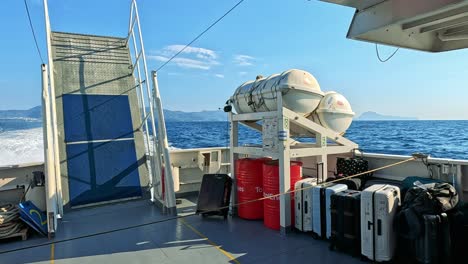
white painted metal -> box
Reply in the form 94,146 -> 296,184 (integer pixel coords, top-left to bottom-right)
230,89 -> 358,233
283,108 -> 359,148
322,0 -> 468,52
129,17 -> 154,201
232,111 -> 278,121
319,0 -> 385,10
151,71 -> 176,212
41,64 -> 57,234
276,92 -> 292,235
43,0 -> 63,217
229,112 -> 239,215
128,0 -> 163,204
231,69 -> 324,116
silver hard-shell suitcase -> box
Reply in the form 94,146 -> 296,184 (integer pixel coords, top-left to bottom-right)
361,184 -> 401,262
312,183 -> 348,238
294,178 -> 317,231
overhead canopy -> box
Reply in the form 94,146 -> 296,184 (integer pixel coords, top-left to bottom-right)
321,0 -> 468,52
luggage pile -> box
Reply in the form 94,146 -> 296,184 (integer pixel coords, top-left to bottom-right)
294,156 -> 468,264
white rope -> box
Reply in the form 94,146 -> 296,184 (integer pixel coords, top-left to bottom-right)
0,204 -> 23,239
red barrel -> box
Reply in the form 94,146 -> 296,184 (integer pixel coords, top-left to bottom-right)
262,160 -> 303,230
236,158 -> 270,220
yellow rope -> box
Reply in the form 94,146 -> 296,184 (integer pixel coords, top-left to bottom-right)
197,156 -> 416,213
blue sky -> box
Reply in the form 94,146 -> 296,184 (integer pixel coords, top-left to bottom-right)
1,0 -> 468,119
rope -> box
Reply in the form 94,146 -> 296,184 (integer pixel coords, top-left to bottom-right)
0,204 -> 23,239
0,156 -> 416,255
199,156 -> 417,211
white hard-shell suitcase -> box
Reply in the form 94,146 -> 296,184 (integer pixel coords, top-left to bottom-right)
312,183 -> 348,238
361,184 -> 401,262
294,178 -> 317,231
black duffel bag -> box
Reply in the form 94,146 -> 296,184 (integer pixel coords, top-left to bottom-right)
395,182 -> 459,240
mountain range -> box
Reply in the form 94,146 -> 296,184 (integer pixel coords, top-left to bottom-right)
0,106 -> 42,119
0,107 -> 419,122
0,106 -> 228,122
356,111 -> 418,121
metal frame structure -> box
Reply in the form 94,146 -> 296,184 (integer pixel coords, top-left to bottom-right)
229,91 -> 358,234
40,0 -> 177,236
126,0 -> 176,214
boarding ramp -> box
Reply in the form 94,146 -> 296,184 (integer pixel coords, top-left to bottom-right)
51,32 -> 148,208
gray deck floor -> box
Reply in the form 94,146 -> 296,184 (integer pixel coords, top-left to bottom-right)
0,198 -> 363,264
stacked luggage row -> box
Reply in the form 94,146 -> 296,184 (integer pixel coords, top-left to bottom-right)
196,156 -> 468,264
294,171 -> 466,263
295,178 -> 401,262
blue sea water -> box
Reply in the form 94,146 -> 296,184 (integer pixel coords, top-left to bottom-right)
166,120 -> 468,160
1,119 -> 468,166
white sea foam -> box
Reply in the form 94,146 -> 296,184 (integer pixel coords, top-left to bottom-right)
0,128 -> 179,167
0,128 -> 44,167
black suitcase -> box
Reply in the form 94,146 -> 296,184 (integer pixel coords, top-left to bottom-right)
326,176 -> 361,190
448,206 -> 468,264
196,174 -> 232,219
329,190 -> 361,256
414,213 -> 451,264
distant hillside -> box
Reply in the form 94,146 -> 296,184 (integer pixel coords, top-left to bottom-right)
356,111 -> 418,121
163,109 -> 228,122
0,106 -> 41,119
0,106 -> 227,122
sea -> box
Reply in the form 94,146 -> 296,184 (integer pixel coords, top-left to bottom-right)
1,118 -> 468,166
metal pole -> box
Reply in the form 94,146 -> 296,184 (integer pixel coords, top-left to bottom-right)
42,64 -> 57,236
277,92 -> 291,235
133,0 -> 162,203
43,0 -> 63,217
151,71 -> 177,214
315,132 -> 328,182
229,112 -> 239,216
130,29 -> 154,201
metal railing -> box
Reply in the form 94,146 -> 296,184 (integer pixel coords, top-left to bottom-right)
127,0 -> 176,211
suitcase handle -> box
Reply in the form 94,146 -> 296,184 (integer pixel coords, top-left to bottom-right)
367,221 -> 373,230
377,219 -> 382,236
316,162 -> 324,183
304,201 -> 308,214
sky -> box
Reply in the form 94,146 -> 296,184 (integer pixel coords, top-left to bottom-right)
1,0 -> 468,120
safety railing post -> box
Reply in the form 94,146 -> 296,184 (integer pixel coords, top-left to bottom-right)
43,0 -> 63,218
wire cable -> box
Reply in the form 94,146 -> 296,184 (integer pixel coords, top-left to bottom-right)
375,44 -> 399,63
154,0 -> 246,73
0,156 -> 417,255
23,0 -> 45,64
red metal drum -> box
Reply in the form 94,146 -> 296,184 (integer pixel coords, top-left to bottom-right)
236,158 -> 270,220
262,160 -> 303,230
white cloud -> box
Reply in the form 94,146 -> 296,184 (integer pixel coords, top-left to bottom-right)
234,55 -> 255,66
164,45 -> 218,60
214,74 -> 224,78
150,45 -> 220,70
239,72 -> 248,76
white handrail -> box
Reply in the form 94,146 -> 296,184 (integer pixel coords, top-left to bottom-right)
43,0 -> 63,219
127,0 -> 165,204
